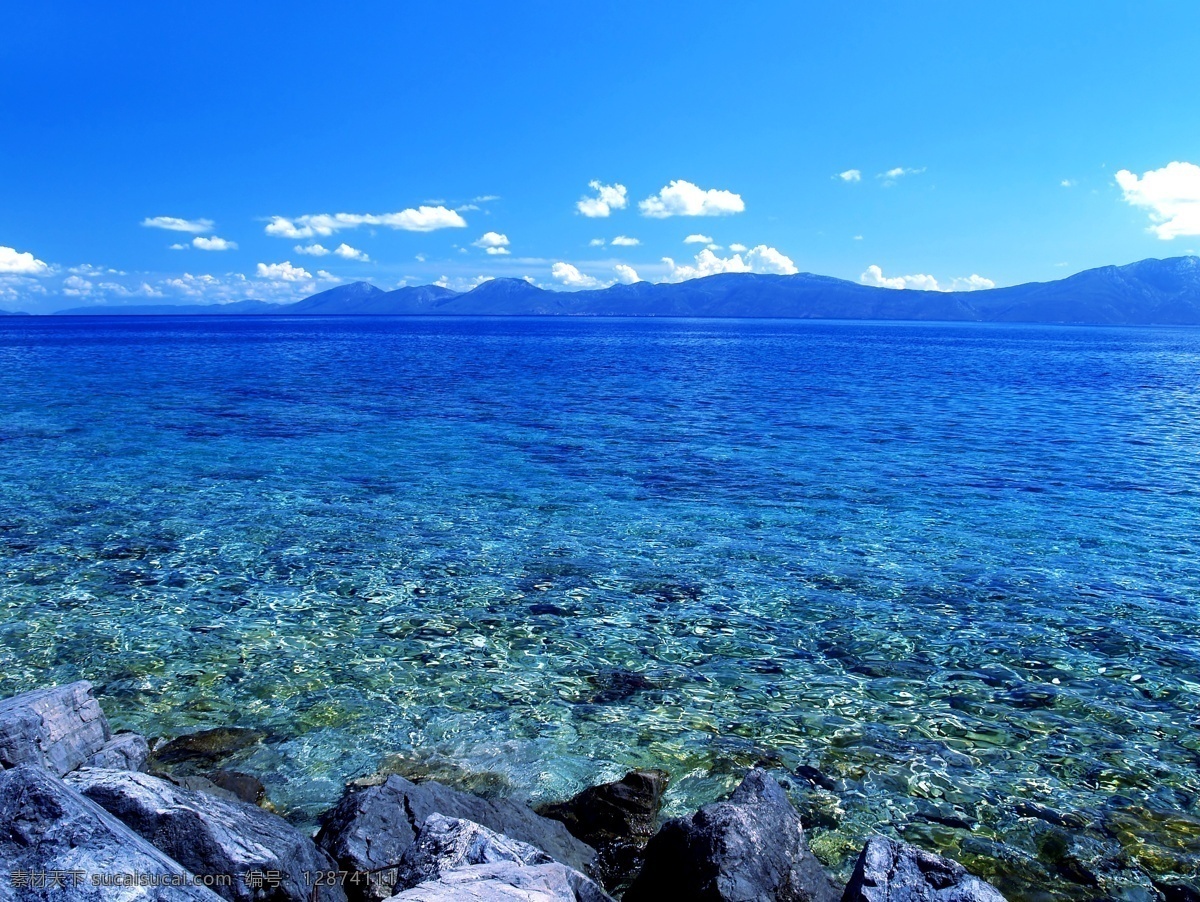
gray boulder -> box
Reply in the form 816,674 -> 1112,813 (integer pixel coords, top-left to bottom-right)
0,681 -> 110,775
396,814 -> 554,888
842,837 -> 1007,902
65,767 -> 346,902
85,731 -> 150,771
385,860 -> 612,901
0,764 -> 223,901
316,775 -> 595,902
624,768 -> 842,902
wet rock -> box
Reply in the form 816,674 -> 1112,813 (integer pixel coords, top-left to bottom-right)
395,813 -> 569,888
586,669 -> 655,704
625,768 -> 841,902
205,769 -> 267,806
794,765 -> 837,792
65,767 -> 345,902
843,836 -> 1007,901
1012,800 -> 1088,830
537,769 -> 669,892
1154,877 -> 1200,901
386,860 -> 613,901
149,726 -> 266,768
0,681 -> 111,775
316,774 -> 595,902
85,731 -> 150,772
375,752 -> 514,799
0,764 -> 223,901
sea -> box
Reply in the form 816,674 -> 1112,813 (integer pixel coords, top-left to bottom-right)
1,315 -> 1198,899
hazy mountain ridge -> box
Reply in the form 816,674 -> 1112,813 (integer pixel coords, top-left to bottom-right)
44,256 -> 1200,325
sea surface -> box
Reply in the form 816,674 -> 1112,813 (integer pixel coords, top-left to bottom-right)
1,315 -> 1198,899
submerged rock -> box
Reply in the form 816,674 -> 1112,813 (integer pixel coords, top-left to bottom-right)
66,767 -> 345,902
85,731 -> 150,772
316,774 -> 595,902
149,726 -> 266,768
586,669 -> 656,704
205,769 -> 267,806
842,836 -> 1007,901
537,769 -> 669,892
625,768 -> 841,902
0,764 -> 223,901
0,681 -> 111,775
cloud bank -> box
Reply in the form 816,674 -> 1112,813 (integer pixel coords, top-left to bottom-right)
1116,161 -> 1200,239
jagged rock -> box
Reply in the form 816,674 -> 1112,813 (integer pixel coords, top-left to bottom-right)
385,860 -> 612,901
624,768 -> 841,902
65,767 -> 345,902
0,681 -> 111,775
85,731 -> 150,771
0,764 -> 223,901
316,775 -> 595,902
395,814 -> 552,886
537,769 -> 669,891
842,836 -> 1007,901
149,726 -> 266,769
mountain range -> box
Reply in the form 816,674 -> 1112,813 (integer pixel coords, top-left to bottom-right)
45,255 -> 1200,325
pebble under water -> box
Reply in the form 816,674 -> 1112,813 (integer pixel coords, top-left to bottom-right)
1,315 -> 1198,900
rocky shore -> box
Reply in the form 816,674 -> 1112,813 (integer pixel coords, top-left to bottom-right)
0,681 -> 1012,900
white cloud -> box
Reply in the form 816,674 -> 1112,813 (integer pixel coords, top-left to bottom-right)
142,216 -> 213,233
62,275 -> 93,296
728,243 -> 748,252
1061,179 -> 1076,188
588,238 -> 606,247
256,261 -> 312,281
639,180 -> 745,218
265,206 -> 467,239
660,245 -> 797,282
1115,161 -> 1200,239
614,264 -> 640,284
838,169 -> 862,182
169,243 -> 186,250
295,243 -> 331,256
947,274 -> 996,291
576,181 -> 628,218
472,232 -> 510,254
860,265 -> 993,292
853,235 -> 863,241
192,236 -> 237,251
611,235 -> 639,246
334,243 -> 369,261
551,262 -> 605,288
684,234 -> 713,244
317,270 -> 340,282
0,246 -> 49,275
879,167 -> 925,181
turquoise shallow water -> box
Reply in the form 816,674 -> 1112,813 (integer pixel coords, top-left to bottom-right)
1,315 -> 1199,898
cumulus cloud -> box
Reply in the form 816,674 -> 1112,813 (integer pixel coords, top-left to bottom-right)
0,245 -> 49,275
551,262 -> 605,288
1116,161 -> 1200,239
472,232 -> 510,254
660,245 -> 797,282
611,235 -> 639,246
317,270 -> 341,282
256,261 -> 312,281
142,216 -> 214,233
265,206 -> 466,239
838,169 -> 862,182
684,234 -> 713,244
588,238 -> 606,247
729,243 -> 748,252
860,265 -> 994,292
62,275 -> 93,296
295,244 -> 330,256
334,243 -> 369,261
576,181 -> 628,218
192,236 -> 237,251
639,180 -> 745,218
614,264 -> 640,284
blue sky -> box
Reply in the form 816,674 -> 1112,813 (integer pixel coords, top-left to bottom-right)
2,2 -> 1199,312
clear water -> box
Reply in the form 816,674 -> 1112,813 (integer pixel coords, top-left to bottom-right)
1,316 -> 1198,899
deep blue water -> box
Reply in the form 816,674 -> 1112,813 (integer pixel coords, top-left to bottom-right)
2,316 -> 1199,898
